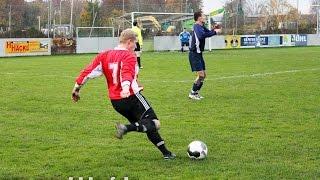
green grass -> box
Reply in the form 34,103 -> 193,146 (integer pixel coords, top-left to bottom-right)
0,47 -> 319,179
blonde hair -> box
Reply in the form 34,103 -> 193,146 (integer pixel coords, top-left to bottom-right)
119,29 -> 137,43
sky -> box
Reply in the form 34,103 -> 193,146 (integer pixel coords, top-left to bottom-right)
202,0 -> 312,14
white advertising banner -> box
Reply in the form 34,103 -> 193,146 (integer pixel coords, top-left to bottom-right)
0,38 -> 51,57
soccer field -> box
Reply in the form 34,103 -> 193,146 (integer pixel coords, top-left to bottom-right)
0,47 -> 319,179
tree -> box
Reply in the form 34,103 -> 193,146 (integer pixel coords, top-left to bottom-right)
3,0 -> 26,30
23,1 -> 41,29
308,0 -> 319,33
165,0 -> 183,12
259,0 -> 297,33
99,0 -> 128,25
189,0 -> 203,13
80,1 -> 100,26
223,0 -> 245,34
243,0 -> 264,16
164,0 -> 203,13
0,0 -> 8,30
311,0 -> 320,14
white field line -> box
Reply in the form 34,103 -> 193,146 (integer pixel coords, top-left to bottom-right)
144,68 -> 320,83
0,72 -> 75,79
1,68 -> 320,83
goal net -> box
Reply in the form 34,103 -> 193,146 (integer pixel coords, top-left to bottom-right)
118,12 -> 203,51
76,27 -> 115,38
132,12 -> 195,36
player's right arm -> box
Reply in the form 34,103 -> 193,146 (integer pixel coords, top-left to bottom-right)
72,53 -> 104,102
179,32 -> 183,41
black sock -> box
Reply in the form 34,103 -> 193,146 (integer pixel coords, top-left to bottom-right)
192,83 -> 199,93
158,144 -> 171,155
125,124 -> 137,132
147,131 -> 171,155
137,57 -> 141,67
126,122 -> 147,133
192,81 -> 204,93
198,81 -> 203,91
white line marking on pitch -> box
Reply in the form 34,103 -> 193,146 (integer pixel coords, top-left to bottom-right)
0,68 -> 319,83
143,68 -> 320,83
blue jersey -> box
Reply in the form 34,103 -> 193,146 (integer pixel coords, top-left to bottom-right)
190,24 -> 216,53
179,31 -> 191,43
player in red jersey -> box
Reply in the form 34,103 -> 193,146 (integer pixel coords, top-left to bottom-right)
71,29 -> 175,160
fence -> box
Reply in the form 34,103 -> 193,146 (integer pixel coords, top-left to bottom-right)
76,37 -> 118,54
0,34 -> 320,57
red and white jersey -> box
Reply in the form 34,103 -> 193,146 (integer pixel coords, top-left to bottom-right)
75,46 -> 141,100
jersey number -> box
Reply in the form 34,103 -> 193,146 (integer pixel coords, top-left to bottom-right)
109,63 -> 119,85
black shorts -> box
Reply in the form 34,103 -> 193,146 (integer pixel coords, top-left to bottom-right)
189,51 -> 206,72
181,42 -> 189,47
111,92 -> 157,124
134,42 -> 141,51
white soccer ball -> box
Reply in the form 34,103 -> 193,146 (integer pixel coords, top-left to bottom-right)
187,140 -> 208,160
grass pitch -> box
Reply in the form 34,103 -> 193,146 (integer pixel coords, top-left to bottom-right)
0,47 -> 319,179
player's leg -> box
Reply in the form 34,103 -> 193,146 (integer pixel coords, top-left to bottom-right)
136,52 -> 142,69
135,42 -> 142,68
186,42 -> 190,52
111,97 -> 138,139
181,42 -> 184,52
135,93 -> 175,159
193,70 -> 206,98
136,55 -> 141,68
188,52 -> 205,100
112,94 -> 156,135
194,70 -> 206,92
114,93 -> 175,159
146,124 -> 176,160
138,108 -> 175,159
196,56 -> 207,98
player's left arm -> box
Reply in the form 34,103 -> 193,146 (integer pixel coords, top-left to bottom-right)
212,23 -> 222,34
119,53 -> 136,98
187,32 -> 191,41
202,26 -> 217,38
194,25 -> 216,40
72,53 -> 104,102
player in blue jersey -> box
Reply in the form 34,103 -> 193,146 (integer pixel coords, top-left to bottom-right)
179,28 -> 191,52
188,11 -> 221,100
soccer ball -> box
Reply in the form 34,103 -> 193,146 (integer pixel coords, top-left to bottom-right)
187,140 -> 208,160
